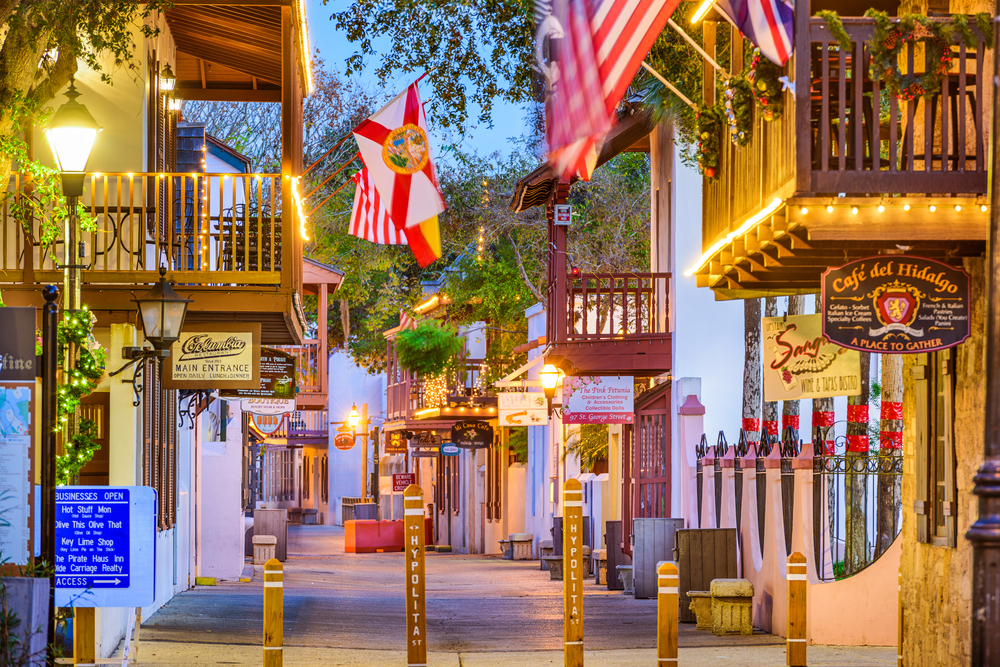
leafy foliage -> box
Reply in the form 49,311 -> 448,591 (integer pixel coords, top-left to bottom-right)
327,0 -> 536,132
395,321 -> 465,377
564,424 -> 609,470
748,49 -> 784,121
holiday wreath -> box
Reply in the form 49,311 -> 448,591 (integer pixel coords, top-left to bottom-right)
748,49 -> 784,121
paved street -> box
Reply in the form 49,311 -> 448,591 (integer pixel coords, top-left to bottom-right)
136,525 -> 895,666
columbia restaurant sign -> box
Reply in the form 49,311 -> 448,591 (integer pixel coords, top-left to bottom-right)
164,323 -> 261,389
821,256 -> 970,353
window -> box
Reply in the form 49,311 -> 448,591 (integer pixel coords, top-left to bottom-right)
320,455 -> 329,504
914,350 -> 956,547
142,359 -> 177,531
302,455 -> 310,501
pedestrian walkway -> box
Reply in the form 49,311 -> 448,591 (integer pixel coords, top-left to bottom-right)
134,525 -> 895,666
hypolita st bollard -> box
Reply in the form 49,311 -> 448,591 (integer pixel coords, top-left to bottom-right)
264,558 -> 283,667
563,478 -> 584,667
786,552 -> 807,666
404,485 -> 427,667
657,562 -> 679,666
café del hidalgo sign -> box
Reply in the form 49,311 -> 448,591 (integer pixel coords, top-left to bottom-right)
821,256 -> 970,354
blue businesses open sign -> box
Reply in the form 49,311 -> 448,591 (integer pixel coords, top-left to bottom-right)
55,486 -> 156,608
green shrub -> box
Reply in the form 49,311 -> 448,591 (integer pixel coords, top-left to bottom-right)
395,321 -> 464,377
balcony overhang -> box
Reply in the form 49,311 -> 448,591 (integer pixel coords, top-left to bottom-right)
546,338 -> 672,377
691,197 -> 986,301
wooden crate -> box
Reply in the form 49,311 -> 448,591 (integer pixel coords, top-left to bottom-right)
675,528 -> 738,623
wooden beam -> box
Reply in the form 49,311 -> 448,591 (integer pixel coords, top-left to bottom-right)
168,0 -> 292,5
199,58 -> 207,88
177,87 -> 280,102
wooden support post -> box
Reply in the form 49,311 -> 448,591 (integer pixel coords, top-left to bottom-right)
563,478 -> 584,667
897,569 -> 902,667
73,607 -> 95,666
786,552 -> 807,666
263,559 -> 283,667
404,485 -> 427,667
657,562 -> 679,667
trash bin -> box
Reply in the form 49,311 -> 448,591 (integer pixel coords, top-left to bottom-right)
253,509 -> 288,561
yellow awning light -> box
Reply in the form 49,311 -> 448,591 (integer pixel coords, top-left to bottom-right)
690,0 -> 717,23
296,0 -> 314,95
684,197 -> 783,276
414,294 -> 442,314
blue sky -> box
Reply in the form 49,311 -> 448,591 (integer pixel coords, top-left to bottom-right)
305,0 -> 527,159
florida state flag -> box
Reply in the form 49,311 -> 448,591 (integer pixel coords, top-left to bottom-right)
353,82 -> 444,266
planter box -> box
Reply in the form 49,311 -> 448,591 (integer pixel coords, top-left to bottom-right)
1,577 -> 49,667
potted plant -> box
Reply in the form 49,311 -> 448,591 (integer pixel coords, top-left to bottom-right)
394,320 -> 464,378
1,555 -> 51,667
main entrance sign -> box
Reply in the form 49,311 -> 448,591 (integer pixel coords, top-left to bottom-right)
821,256 -> 970,353
164,323 -> 261,389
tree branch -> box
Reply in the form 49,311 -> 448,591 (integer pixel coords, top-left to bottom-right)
507,232 -> 543,303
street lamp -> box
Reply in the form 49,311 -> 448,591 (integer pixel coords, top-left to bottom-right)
540,363 -> 561,415
44,78 -> 102,198
109,267 -> 192,376
348,404 -> 361,431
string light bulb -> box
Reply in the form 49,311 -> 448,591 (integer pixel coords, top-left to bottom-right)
929,205 -> 936,212
982,205 -> 988,212
954,205 -> 962,212
903,204 -> 910,211
800,207 -> 807,215
826,205 -> 833,213
851,207 -> 859,215
877,205 -> 884,212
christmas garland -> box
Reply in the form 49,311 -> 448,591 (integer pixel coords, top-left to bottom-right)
722,76 -> 754,146
55,306 -> 107,485
865,10 -> 992,101
748,49 -> 784,121
696,105 -> 723,180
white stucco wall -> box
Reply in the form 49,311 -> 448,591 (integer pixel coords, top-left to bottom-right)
197,405 -> 243,581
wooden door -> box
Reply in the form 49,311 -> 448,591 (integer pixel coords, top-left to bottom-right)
79,392 -> 110,485
633,389 -> 672,521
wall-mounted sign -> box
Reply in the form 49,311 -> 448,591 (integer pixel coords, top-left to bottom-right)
409,432 -> 443,448
392,473 -> 416,493
822,256 -> 971,353
498,392 -> 548,426
451,421 -> 493,449
241,398 -> 295,416
763,314 -> 861,402
0,383 -> 33,565
220,348 -> 296,399
250,412 -> 287,437
0,307 -> 36,381
385,430 -> 408,455
440,443 -> 460,456
164,323 -> 261,389
411,448 -> 440,458
334,433 -> 355,451
562,376 -> 634,424
554,204 -> 572,226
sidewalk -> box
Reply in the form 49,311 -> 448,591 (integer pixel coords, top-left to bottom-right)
136,643 -> 898,666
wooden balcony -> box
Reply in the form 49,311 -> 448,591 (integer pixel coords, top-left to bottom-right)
274,340 -> 327,410
262,409 -> 328,445
696,7 -> 988,299
546,272 -> 672,376
1,172 -> 305,342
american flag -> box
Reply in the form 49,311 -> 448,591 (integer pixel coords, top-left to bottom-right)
544,0 -> 681,181
716,0 -> 794,65
349,168 -> 407,245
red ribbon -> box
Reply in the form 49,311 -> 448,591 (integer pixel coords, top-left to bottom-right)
824,440 -> 835,455
742,418 -> 761,432
880,432 -> 904,449
847,404 -> 869,423
812,411 -> 835,428
847,434 -> 869,453
880,401 -> 903,421
764,420 -> 779,436
782,414 -> 800,430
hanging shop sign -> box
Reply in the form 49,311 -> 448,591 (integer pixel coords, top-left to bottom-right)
409,431 -> 443,449
334,433 -> 356,451
164,323 -> 261,389
0,383 -> 33,565
562,376 -> 634,424
250,412 -> 287,438
762,314 -> 861,402
412,447 -> 441,458
440,442 -> 460,456
0,307 -> 36,381
821,256 -> 971,353
451,421 -> 493,449
220,348 -> 296,399
241,398 -> 296,416
498,392 -> 549,426
385,430 -> 408,455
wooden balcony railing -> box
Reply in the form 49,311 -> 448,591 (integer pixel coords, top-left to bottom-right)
549,272 -> 671,344
268,409 -> 328,438
2,172 -> 290,286
703,11 -> 989,250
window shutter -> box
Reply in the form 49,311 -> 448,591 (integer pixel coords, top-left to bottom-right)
912,353 -> 930,544
941,349 -> 957,547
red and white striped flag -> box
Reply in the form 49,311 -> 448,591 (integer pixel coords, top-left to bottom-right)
349,168 -> 407,245
544,0 -> 681,181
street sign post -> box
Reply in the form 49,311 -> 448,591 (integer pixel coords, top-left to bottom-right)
55,486 -> 156,607
403,485 -> 426,667
563,478 -> 584,667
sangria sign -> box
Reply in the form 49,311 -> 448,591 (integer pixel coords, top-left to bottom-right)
562,376 -> 634,425
763,314 -> 861,402
821,256 -> 970,353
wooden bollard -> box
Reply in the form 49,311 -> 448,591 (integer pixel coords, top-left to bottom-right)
657,562 -> 679,666
786,552 -> 807,666
404,485 -> 427,667
563,478 -> 584,667
264,558 -> 283,667
74,607 -> 96,666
